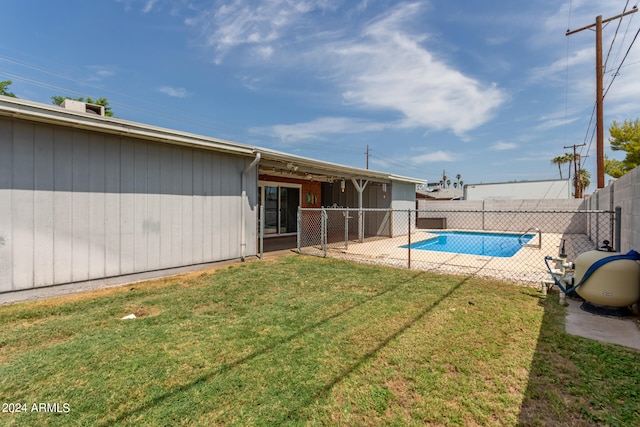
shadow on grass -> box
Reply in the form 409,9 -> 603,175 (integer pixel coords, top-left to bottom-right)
276,272 -> 476,424
517,294 -> 640,426
102,268 -> 456,426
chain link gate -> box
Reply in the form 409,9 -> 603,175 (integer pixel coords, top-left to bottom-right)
297,207 -> 618,286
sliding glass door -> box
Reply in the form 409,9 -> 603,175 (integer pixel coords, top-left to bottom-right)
259,182 -> 301,236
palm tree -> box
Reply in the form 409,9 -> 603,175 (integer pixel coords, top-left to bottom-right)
574,168 -> 591,198
551,153 -> 573,179
439,180 -> 444,188
453,182 -> 458,189
551,156 -> 565,179
446,179 -> 451,188
456,174 -> 461,186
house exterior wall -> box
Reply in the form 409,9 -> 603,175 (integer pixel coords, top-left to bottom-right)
321,180 -> 392,209
0,116 -> 257,292
391,182 -> 417,236
258,174 -> 322,208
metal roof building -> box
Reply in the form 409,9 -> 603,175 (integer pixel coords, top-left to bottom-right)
0,96 -> 423,293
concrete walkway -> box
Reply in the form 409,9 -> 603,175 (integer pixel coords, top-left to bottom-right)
565,298 -> 640,350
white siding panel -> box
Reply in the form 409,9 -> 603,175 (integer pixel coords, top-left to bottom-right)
104,136 -> 121,277
202,151 -> 213,261
159,145 -> 173,269
171,147 -> 183,266
212,153 -> 222,261
182,150 -> 193,264
134,142 -> 148,272
12,122 -> 35,289
89,134 -> 106,279
120,139 -> 135,275
72,131 -> 90,282
0,118 -> 13,291
34,126 -> 55,287
147,143 -> 161,271
192,152 -> 204,264
228,157 -> 240,258
220,157 -> 231,259
53,128 -> 73,284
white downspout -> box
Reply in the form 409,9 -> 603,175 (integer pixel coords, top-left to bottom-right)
241,152 -> 261,261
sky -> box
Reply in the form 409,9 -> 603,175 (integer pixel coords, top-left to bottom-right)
2,0 -> 640,192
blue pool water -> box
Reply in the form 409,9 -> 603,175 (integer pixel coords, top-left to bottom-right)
405,231 -> 534,258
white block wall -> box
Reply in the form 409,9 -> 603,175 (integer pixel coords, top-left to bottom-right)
581,167 -> 640,252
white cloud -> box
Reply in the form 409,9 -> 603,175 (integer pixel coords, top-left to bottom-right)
244,2 -> 508,143
329,3 -> 506,136
410,151 -> 455,163
252,116 -> 388,143
158,86 -> 189,98
536,117 -> 579,130
490,142 -> 517,151
85,65 -> 116,82
254,45 -> 274,59
528,47 -> 592,83
187,0 -> 334,64
369,150 -> 454,172
143,0 -> 157,13
239,75 -> 263,91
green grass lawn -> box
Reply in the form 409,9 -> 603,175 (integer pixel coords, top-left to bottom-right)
1,255 -> 638,426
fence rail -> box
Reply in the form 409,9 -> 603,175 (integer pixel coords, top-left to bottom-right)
297,207 -> 617,286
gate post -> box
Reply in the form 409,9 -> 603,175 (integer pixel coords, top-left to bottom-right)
321,207 -> 328,257
297,208 -> 301,253
345,207 -> 349,250
260,205 -> 265,259
408,209 -> 412,270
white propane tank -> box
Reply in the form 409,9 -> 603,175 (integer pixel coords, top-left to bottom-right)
574,251 -> 640,307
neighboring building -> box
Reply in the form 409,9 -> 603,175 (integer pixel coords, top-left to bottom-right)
0,96 -> 422,293
416,188 -> 463,201
463,179 -> 572,200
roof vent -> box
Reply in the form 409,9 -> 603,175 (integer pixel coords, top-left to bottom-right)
60,99 -> 105,116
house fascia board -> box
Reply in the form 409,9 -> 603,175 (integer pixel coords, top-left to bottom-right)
257,148 -> 424,185
0,96 -> 254,157
0,96 -> 425,185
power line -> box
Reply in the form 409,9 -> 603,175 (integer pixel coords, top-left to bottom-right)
603,1 -> 629,72
566,6 -> 638,188
604,23 -> 640,98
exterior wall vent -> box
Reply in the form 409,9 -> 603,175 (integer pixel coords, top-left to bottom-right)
60,99 -> 105,116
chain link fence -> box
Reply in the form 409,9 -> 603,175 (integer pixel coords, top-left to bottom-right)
297,207 -> 618,286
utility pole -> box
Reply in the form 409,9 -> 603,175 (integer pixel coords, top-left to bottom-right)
365,144 -> 370,169
564,143 -> 586,198
566,6 -> 638,189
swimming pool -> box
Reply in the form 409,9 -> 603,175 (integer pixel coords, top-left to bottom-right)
405,231 -> 534,258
